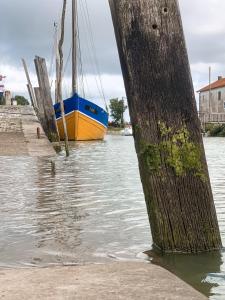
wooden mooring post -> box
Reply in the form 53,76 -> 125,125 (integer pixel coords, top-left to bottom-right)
34,87 -> 45,126
57,0 -> 69,157
21,58 -> 37,108
34,56 -> 59,142
109,0 -> 222,253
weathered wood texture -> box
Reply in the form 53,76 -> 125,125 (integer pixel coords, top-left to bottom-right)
22,58 -> 37,108
58,0 -> 69,156
109,0 -> 222,252
34,56 -> 59,142
55,23 -> 60,104
34,87 -> 45,127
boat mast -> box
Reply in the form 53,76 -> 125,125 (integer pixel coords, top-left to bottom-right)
72,0 -> 78,95
55,22 -> 60,103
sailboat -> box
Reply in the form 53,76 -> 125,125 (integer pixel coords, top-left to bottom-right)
54,0 -> 108,141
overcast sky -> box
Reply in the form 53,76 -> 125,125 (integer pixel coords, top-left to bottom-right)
1,0 -> 225,111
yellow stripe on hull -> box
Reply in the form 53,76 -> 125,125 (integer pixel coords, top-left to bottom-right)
57,111 -> 107,141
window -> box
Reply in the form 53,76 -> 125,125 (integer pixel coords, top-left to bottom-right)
218,91 -> 222,100
55,107 -> 61,114
55,104 -> 66,114
85,105 -> 98,115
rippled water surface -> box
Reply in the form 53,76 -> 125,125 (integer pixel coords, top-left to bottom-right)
0,136 -> 225,299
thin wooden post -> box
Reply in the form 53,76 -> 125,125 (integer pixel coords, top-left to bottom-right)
109,0 -> 221,253
34,56 -> 59,142
22,58 -> 37,108
54,23 -> 60,104
58,0 -> 69,156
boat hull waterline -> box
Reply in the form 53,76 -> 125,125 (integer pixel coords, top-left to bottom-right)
54,94 -> 108,141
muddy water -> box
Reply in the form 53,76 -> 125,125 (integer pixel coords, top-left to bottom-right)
151,138 -> 225,300
0,135 -> 225,299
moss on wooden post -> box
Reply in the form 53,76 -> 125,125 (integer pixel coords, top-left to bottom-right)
109,0 -> 222,253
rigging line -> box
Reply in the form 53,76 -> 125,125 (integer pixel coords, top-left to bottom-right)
49,3 -> 64,91
77,32 -> 91,99
82,2 -> 108,112
80,1 -> 103,94
78,34 -> 85,97
62,46 -> 72,97
78,4 -> 86,98
77,9 -> 85,98
49,23 -> 57,89
83,0 -> 108,110
77,1 -> 96,98
63,43 -> 72,77
79,1 -> 104,102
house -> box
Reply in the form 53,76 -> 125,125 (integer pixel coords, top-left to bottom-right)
198,76 -> 225,123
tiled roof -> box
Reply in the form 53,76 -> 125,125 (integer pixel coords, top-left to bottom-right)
198,78 -> 225,92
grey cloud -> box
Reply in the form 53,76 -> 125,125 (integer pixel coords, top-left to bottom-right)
1,0 -> 225,94
184,31 -> 225,65
0,0 -> 121,75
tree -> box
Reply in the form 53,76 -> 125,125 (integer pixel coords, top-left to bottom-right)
109,0 -> 221,253
109,98 -> 127,127
14,95 -> 29,106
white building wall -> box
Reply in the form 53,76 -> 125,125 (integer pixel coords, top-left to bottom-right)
199,86 -> 225,114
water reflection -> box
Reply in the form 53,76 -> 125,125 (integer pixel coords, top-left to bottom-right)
0,136 -> 225,298
0,136 -> 150,268
147,137 -> 225,299
147,250 -> 224,299
34,159 -> 83,265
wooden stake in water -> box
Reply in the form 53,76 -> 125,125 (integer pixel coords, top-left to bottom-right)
34,56 -> 60,143
57,0 -> 69,156
22,58 -> 37,108
55,22 -> 60,104
109,0 -> 221,253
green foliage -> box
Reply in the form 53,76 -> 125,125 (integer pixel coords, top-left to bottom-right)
208,124 -> 225,137
109,98 -> 127,127
205,123 -> 214,133
14,95 -> 29,106
139,122 -> 206,180
0,95 -> 4,105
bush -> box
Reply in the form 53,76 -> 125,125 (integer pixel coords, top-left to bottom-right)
208,124 -> 225,137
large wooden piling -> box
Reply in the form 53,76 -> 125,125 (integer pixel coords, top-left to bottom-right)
109,0 -> 222,253
34,87 -> 45,126
34,56 -> 59,142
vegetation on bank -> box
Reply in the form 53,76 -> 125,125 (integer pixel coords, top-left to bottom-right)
0,95 -> 29,106
14,95 -> 29,106
107,122 -> 131,132
109,98 -> 127,127
205,123 -> 225,137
